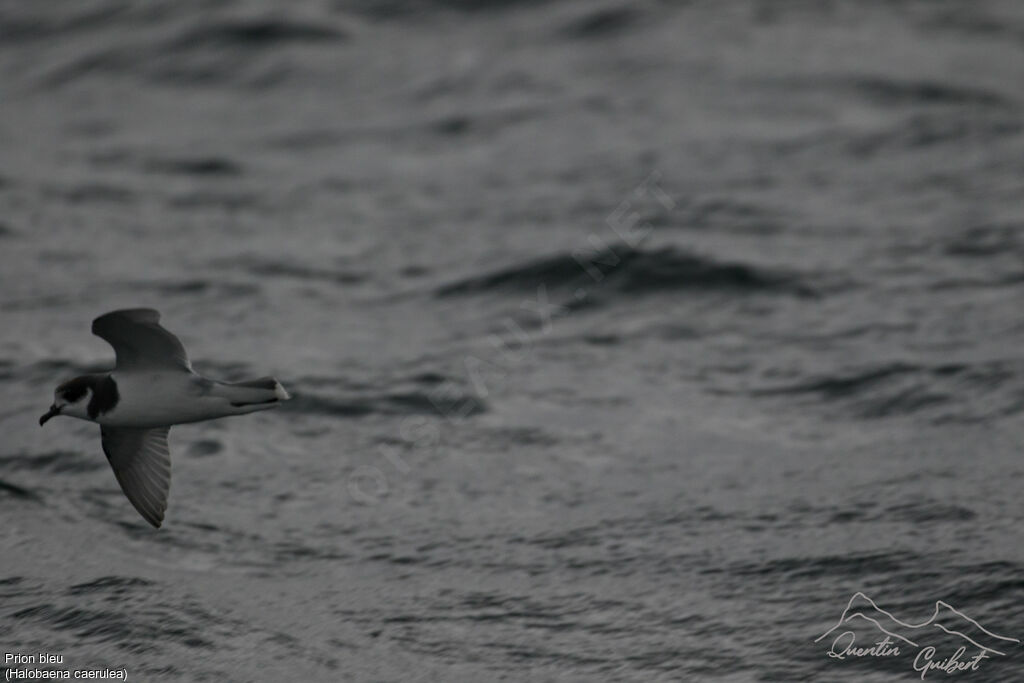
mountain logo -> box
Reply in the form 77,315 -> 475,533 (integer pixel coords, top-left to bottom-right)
816,592 -> 1020,678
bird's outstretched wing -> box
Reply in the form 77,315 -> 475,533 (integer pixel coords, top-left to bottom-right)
92,308 -> 191,372
101,426 -> 172,528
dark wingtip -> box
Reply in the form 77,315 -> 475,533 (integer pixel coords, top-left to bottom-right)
140,512 -> 162,529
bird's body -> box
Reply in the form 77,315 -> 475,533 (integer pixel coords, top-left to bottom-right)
99,370 -> 214,428
82,371 -> 287,428
40,308 -> 289,527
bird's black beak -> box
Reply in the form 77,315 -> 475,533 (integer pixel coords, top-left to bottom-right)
39,405 -> 60,426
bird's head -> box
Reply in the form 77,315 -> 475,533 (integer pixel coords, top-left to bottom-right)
39,376 -> 94,425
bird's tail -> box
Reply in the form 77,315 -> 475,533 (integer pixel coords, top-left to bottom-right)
213,376 -> 290,410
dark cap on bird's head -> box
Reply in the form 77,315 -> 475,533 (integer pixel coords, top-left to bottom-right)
39,374 -> 118,426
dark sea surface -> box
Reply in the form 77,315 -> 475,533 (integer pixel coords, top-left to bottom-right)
2,1 -> 1024,680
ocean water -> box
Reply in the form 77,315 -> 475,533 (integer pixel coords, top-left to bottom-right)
1,0 -> 1023,680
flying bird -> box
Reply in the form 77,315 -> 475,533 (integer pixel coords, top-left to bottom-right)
39,308 -> 290,528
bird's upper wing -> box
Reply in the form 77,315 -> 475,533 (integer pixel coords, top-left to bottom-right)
101,426 -> 172,528
92,308 -> 191,372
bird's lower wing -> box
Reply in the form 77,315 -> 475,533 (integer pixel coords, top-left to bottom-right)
100,426 -> 172,528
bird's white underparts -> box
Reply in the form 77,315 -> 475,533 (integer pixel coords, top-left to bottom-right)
39,308 -> 290,528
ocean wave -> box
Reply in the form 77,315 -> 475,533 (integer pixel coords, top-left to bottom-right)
844,76 -> 1013,109
847,112 -> 1021,157
37,14 -> 347,89
125,278 -> 261,298
710,551 -> 914,581
557,5 -> 640,39
942,562 -> 1024,605
46,182 -> 137,206
929,273 -> 1024,291
280,370 -> 487,419
211,256 -> 367,285
0,450 -> 104,474
945,223 -> 1024,258
673,198 -> 787,235
264,103 -> 544,151
0,3 -> 138,44
883,500 -> 977,523
67,576 -> 154,595
766,72 -> 1015,110
752,359 -> 1024,421
614,248 -> 814,296
437,247 -> 817,299
187,439 -> 223,458
142,156 -> 242,177
11,591 -> 218,650
282,388 -> 487,419
338,0 -> 554,20
767,108 -> 1020,162
755,362 -> 920,400
166,190 -> 265,211
168,18 -> 347,50
0,478 -> 41,501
